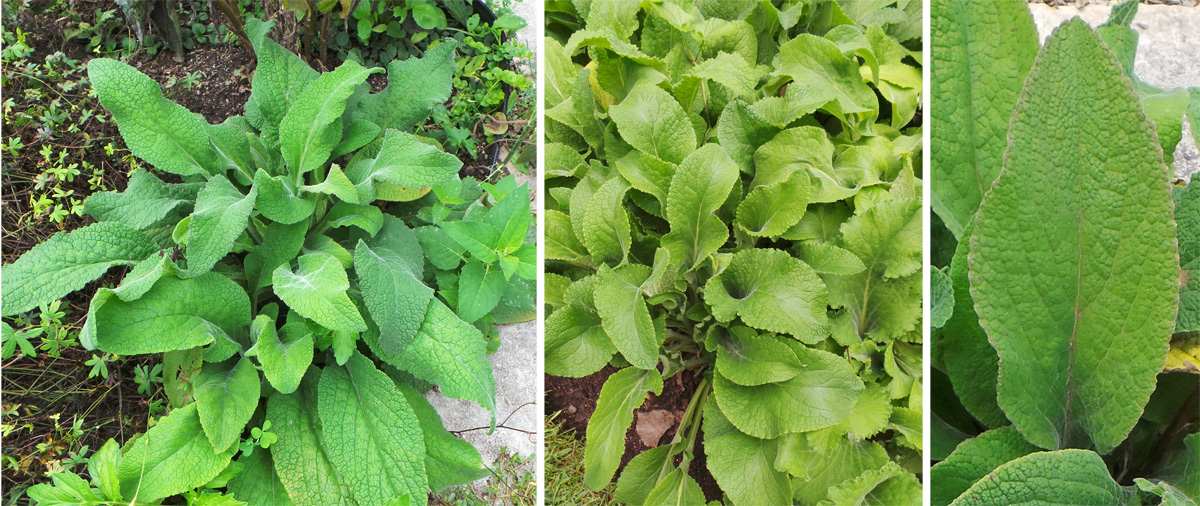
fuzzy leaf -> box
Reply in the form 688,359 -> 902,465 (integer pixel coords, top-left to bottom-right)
185,175 -> 258,277
584,367 -> 664,491
661,144 -> 739,271
119,404 -> 236,502
704,248 -> 830,343
949,450 -> 1129,506
273,253 -> 366,333
194,357 -> 260,453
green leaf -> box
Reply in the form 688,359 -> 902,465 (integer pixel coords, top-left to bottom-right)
841,197 -> 922,280
704,248 -> 830,343
88,58 -> 219,176
929,0 -> 1037,237
949,450 -> 1130,506
773,34 -> 878,134
355,216 -> 432,357
195,357 -> 261,453
930,426 -> 1039,506
273,253 -> 367,333
822,461 -> 922,506
90,272 -> 250,355
545,209 -> 590,265
225,451 -> 294,506
396,382 -> 488,491
118,403 -> 236,502
614,445 -> 678,506
931,267 -> 954,328
358,40 -> 456,132
1135,479 -> 1198,506
374,299 -> 497,425
89,438 -> 123,501
1176,183 -> 1200,332
715,332 -> 801,386
346,130 -> 462,202
661,144 -> 739,271
411,2 -> 446,29
689,51 -> 765,97
2,222 -> 156,317
83,170 -> 200,230
318,352 -> 427,506
254,170 -> 317,225
581,176 -> 633,265
608,82 -> 695,165
970,20 -> 1178,453
713,344 -> 862,439
642,467 -> 706,506
795,242 -> 866,275
935,221 -> 1006,427
251,315 -> 314,394
545,302 -> 616,378
302,164 -> 359,203
185,175 -> 258,277
584,367 -> 664,491
440,220 -> 502,264
736,171 -> 810,237
326,202 -> 384,236
245,220 -> 309,290
267,369 -> 354,506
455,259 -> 507,323
280,61 -> 382,176
594,264 -> 659,370
705,429 -> 791,506
244,18 -> 319,143
777,431 -> 891,505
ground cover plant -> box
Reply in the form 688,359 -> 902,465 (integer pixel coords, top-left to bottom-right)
544,0 -> 923,504
2,15 -> 534,506
930,2 -> 1200,505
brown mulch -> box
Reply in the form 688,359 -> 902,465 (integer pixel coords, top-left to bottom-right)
545,367 -> 723,502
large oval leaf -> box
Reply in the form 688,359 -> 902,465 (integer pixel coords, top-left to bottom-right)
969,20 -> 1178,453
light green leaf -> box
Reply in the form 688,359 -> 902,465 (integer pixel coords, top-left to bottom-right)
244,18 -> 319,143
704,248 -> 830,343
185,175 -> 258,277
194,357 -> 260,453
930,0 -> 1037,237
931,267 -> 953,328
325,202 -> 383,236
88,58 -> 219,176
777,431 -> 890,505
91,272 -> 250,355
608,82 -> 695,165
1176,183 -> 1199,332
545,210 -> 590,265
2,222 -> 156,317
822,461 -> 921,506
949,450 -> 1130,506
581,176 -> 632,265
251,315 -> 314,394
245,220 -> 308,290
302,164 -> 359,203
614,445 -> 679,506
662,144 -> 739,271
594,264 -> 659,370
280,61 -> 381,176
970,20 -> 1178,453
414,226 -> 466,270
930,426 -> 1039,506
773,34 -> 878,134
642,467 -> 706,506
584,367 -> 664,491
715,332 -> 800,386
358,39 -> 456,132
440,220 -> 502,264
273,253 -> 366,333
713,344 -> 862,439
318,352 -> 427,506
83,170 -> 200,230
795,242 -> 866,275
689,51 -> 765,97
841,197 -> 922,280
396,383 -> 488,492
89,439 -> 122,502
119,403 -> 236,503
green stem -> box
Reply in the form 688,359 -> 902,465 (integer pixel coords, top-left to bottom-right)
677,378 -> 711,471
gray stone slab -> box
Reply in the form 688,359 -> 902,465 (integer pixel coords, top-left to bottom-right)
1030,3 -> 1200,179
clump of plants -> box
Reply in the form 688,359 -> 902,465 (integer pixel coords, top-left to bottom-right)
931,2 -> 1199,505
544,1 -> 923,504
4,16 -> 533,506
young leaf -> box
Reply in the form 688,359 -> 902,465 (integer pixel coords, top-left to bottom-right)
251,315 -> 314,394
608,82 -> 695,165
930,426 -> 1039,506
642,467 -> 706,506
581,176 -> 633,265
254,170 -> 318,225
83,170 -> 201,230
929,0 -> 1037,238
584,367 -> 664,491
594,264 -> 659,370
456,259 -> 507,323
354,216 -> 432,357
969,20 -> 1178,453
318,352 -> 428,506
346,130 -> 462,202
1,222 -> 156,317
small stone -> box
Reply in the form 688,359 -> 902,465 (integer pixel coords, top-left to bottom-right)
567,405 -> 577,414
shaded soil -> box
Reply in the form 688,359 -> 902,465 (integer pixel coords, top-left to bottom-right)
545,367 -> 722,502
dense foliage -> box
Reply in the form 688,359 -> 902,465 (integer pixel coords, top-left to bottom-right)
930,2 -> 1199,505
4,17 -> 533,506
544,1 -> 923,504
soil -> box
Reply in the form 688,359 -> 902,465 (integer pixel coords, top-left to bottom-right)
545,367 -> 723,502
